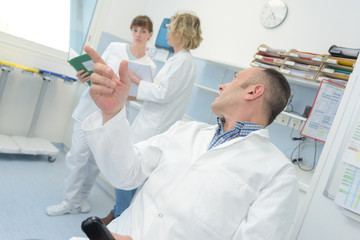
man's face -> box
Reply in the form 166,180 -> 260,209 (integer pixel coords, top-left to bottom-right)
211,68 -> 259,118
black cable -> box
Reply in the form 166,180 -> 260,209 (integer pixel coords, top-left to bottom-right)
290,137 -> 305,162
294,139 -> 317,172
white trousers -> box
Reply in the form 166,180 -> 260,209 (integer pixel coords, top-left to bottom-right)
64,120 -> 100,208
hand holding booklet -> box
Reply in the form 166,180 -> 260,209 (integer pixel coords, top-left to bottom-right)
128,60 -> 153,97
67,48 -> 153,94
67,48 -> 94,78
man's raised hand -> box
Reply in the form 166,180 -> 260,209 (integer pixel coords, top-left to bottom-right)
84,46 -> 131,123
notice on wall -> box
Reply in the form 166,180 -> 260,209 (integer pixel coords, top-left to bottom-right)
340,120 -> 360,169
335,164 -> 360,214
301,79 -> 345,142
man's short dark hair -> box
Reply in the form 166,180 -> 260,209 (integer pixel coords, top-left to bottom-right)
263,68 -> 291,125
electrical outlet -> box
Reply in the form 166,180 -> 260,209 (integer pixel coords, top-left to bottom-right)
275,114 -> 290,126
289,118 -> 302,130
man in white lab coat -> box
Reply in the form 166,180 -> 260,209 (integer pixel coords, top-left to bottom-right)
75,46 -> 298,240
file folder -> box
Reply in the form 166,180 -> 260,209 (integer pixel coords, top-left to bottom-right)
325,56 -> 356,67
257,44 -> 287,57
321,64 -> 352,80
279,66 -> 317,80
316,73 -> 348,86
254,54 -> 284,66
250,60 -> 280,70
287,49 -> 326,64
283,58 -> 320,72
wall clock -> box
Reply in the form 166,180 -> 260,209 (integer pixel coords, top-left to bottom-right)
260,0 -> 288,28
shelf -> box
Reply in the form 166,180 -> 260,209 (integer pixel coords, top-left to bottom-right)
281,111 -> 306,122
294,164 -> 314,193
286,75 -> 321,89
194,83 -> 219,94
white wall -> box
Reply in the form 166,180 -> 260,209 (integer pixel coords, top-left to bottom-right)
86,0 -> 360,239
90,0 -> 360,68
0,32 -> 86,147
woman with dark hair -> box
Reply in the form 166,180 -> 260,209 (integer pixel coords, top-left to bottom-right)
46,15 -> 156,216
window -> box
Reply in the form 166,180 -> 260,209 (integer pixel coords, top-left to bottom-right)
0,0 -> 97,53
0,0 -> 70,52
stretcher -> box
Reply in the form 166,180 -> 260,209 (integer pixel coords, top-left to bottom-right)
0,60 -> 77,162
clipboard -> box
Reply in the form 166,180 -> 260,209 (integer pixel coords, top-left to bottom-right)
300,79 -> 346,142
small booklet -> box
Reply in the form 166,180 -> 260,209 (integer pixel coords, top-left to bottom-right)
128,60 -> 153,97
67,48 -> 94,78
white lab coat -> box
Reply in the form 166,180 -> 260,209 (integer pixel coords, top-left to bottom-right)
131,49 -> 196,142
80,108 -> 299,240
65,42 -> 155,207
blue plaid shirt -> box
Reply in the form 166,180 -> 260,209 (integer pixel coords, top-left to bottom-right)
209,117 -> 264,150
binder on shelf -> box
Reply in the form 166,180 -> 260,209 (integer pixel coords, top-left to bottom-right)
283,57 -> 321,72
67,48 -> 94,78
328,45 -> 360,60
320,64 -> 352,80
325,56 -> 356,68
254,53 -> 284,66
316,73 -> 348,86
250,60 -> 280,70
287,49 -> 326,64
279,66 -> 317,81
257,44 -> 287,58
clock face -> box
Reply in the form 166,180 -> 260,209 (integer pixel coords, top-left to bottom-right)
260,0 -> 288,28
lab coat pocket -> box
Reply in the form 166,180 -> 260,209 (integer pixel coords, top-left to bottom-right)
194,169 -> 257,238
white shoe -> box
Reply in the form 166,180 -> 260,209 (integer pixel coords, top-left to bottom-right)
46,201 -> 80,216
80,200 -> 91,213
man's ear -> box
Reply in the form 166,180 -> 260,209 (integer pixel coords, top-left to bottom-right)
244,84 -> 264,100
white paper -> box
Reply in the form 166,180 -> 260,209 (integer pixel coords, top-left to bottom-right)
335,164 -> 360,214
301,80 -> 345,142
68,48 -> 79,60
128,61 -> 153,97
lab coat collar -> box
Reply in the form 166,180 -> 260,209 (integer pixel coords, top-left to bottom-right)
171,49 -> 190,58
199,124 -> 269,150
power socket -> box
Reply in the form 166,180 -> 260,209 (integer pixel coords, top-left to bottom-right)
289,118 -> 302,130
275,114 -> 290,126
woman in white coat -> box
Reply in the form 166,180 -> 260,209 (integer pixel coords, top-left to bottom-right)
103,12 -> 203,224
46,15 -> 156,216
